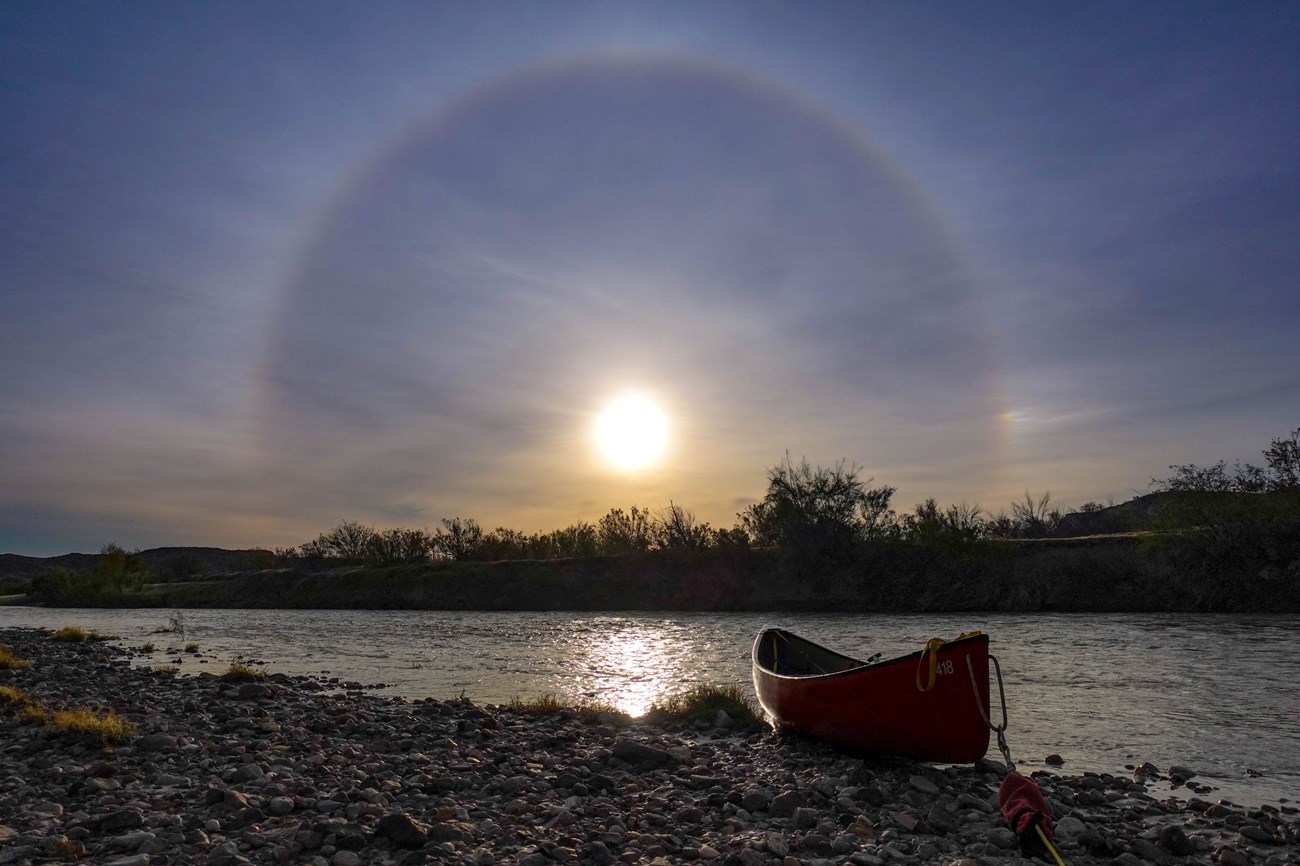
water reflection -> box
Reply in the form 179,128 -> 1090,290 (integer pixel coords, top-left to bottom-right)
566,620 -> 686,716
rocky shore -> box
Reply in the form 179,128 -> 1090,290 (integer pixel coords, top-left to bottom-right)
0,628 -> 1296,866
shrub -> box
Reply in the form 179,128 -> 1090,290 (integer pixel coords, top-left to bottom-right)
184,643 -> 199,654
140,643 -> 156,653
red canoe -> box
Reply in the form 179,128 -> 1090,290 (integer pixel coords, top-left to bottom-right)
751,628 -> 992,763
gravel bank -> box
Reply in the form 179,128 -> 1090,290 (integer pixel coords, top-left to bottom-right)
0,628 -> 1296,866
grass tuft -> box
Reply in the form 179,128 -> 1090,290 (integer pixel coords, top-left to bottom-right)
17,704 -> 50,725
0,643 -> 32,669
46,707 -> 138,746
0,684 -> 136,745
0,684 -> 34,707
52,626 -> 116,642
184,642 -> 199,653
506,693 -> 625,722
219,661 -> 264,683
141,642 -> 156,653
154,665 -> 180,675
646,684 -> 762,727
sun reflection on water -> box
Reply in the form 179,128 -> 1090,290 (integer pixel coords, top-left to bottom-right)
569,623 -> 684,716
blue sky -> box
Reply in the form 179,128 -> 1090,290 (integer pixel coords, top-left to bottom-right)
2,2 -> 1297,555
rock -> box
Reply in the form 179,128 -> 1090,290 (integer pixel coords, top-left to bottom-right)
987,827 -> 1017,849
230,763 -> 265,783
742,788 -> 773,812
376,813 -> 429,847
236,682 -> 272,700
1159,824 -> 1194,855
103,856 -> 151,866
1044,754 -> 1065,766
908,775 -> 940,795
1054,815 -> 1086,838
1133,761 -> 1161,780
769,791 -> 803,818
1240,824 -> 1277,843
713,710 -> 733,729
1169,765 -> 1197,782
56,839 -> 86,859
331,852 -> 363,866
611,738 -> 673,766
223,789 -> 252,809
765,832 -> 790,856
136,733 -> 176,752
582,841 -> 614,866
1214,846 -> 1249,866
208,842 -> 250,866
100,809 -> 144,833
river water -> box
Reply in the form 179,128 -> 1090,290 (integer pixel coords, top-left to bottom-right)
2,608 -> 1296,807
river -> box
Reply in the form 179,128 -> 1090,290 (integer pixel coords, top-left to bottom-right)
3,608 -> 1296,807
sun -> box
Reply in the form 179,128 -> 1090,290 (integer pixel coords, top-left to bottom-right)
595,395 -> 669,471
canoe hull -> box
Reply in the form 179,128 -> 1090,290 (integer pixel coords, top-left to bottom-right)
752,629 -> 991,763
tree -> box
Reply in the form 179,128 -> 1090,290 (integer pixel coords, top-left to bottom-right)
369,527 -> 435,564
1009,492 -> 1061,538
1263,427 -> 1300,490
433,517 -> 484,561
903,499 -> 985,543
477,527 -> 531,561
654,502 -> 714,550
94,543 -> 149,592
597,506 -> 654,554
738,454 -> 897,551
545,522 -> 599,558
300,520 -> 378,561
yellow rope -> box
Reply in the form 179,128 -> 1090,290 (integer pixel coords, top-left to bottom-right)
1035,824 -> 1067,866
915,638 -> 946,691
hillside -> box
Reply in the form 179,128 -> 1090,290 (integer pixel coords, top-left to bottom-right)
0,547 -> 265,587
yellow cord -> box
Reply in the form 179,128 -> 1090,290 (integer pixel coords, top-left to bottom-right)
915,638 -> 946,691
1035,824 -> 1067,866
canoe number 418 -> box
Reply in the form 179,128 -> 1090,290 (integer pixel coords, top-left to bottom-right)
935,660 -> 954,675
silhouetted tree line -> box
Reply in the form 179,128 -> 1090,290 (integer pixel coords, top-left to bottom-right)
269,425 -> 1300,570
271,455 -> 1098,568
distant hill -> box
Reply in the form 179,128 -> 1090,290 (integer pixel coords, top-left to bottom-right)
0,547 -> 266,586
1053,490 -> 1300,538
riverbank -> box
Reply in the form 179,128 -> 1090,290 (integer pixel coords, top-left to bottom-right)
9,531 -> 1300,613
1,628 -> 1296,866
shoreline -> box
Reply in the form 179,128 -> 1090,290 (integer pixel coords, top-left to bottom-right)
1,627 -> 1297,866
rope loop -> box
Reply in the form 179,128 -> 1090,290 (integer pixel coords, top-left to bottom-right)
967,652 -> 1013,768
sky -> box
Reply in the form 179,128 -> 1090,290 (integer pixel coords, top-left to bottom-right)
2,2 -> 1298,556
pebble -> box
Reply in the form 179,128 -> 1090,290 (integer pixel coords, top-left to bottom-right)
0,626 -> 1296,866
